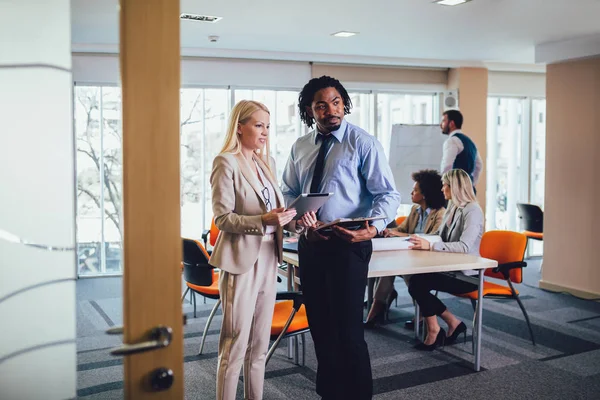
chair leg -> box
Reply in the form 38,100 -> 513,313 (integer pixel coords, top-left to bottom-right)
471,299 -> 477,355
192,292 -> 197,318
266,309 -> 297,366
294,335 -> 299,365
301,333 -> 306,367
181,287 -> 190,303
507,280 -> 536,346
198,299 -> 221,355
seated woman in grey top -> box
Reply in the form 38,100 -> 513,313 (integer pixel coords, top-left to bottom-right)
364,169 -> 446,329
407,169 -> 483,351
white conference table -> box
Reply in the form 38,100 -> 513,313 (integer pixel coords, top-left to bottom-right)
281,249 -> 497,372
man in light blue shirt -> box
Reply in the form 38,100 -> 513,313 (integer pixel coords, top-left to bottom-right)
282,76 -> 400,400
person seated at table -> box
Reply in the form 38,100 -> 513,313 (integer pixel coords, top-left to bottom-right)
364,169 -> 446,329
407,168 -> 483,351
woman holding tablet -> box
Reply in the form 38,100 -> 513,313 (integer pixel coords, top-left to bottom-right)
209,100 -> 313,399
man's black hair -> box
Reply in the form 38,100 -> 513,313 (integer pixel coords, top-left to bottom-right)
298,75 -> 352,128
443,109 -> 463,129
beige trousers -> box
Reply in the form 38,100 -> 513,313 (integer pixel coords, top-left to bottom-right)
216,236 -> 278,400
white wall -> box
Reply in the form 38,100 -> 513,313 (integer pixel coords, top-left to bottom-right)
0,0 -> 77,399
488,71 -> 546,97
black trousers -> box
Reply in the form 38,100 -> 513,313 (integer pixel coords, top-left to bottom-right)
408,273 -> 478,317
299,235 -> 373,400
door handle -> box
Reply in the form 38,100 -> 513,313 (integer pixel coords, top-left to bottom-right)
109,325 -> 172,356
105,315 -> 186,336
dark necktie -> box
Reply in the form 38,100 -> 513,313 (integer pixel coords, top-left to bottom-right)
309,134 -> 333,193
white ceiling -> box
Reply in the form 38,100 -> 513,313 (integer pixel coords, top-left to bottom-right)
71,0 -> 600,69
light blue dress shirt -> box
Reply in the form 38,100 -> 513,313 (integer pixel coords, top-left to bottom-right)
415,207 -> 431,234
281,119 -> 401,233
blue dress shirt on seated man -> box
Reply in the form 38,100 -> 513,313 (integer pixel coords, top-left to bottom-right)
281,119 -> 399,233
281,75 -> 400,400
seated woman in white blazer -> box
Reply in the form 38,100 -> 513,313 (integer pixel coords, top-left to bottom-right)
407,169 -> 484,351
209,100 -> 314,400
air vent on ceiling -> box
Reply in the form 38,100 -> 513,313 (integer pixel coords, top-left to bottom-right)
180,13 -> 222,23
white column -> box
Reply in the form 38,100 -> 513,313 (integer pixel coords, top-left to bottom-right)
506,100 -> 519,231
485,99 -> 498,230
0,1 -> 76,399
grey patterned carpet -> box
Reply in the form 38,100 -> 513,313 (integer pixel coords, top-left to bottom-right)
76,259 -> 600,399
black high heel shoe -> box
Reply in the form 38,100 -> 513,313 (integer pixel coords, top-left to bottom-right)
445,322 -> 467,345
415,327 -> 446,351
386,289 -> 398,310
364,311 -> 384,329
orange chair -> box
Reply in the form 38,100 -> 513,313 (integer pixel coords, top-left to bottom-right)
183,238 -> 310,361
201,218 -> 220,254
456,230 -> 535,345
395,216 -> 407,226
182,238 -> 221,354
266,292 -> 310,366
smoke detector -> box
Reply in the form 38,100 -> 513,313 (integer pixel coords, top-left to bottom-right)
180,13 -> 223,23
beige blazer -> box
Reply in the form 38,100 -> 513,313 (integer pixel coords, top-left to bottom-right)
209,152 -> 284,274
397,205 -> 445,235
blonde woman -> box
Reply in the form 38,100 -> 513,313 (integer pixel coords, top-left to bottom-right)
209,100 -> 315,399
407,169 -> 484,351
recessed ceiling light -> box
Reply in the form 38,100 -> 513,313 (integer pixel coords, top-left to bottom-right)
332,31 -> 358,38
180,13 -> 223,23
434,0 -> 471,6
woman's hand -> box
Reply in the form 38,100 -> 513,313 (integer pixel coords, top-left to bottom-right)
408,235 -> 431,250
298,211 -> 318,228
261,207 -> 297,227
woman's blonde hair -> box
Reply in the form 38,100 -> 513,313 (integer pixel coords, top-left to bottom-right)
219,100 -> 271,170
442,169 -> 477,208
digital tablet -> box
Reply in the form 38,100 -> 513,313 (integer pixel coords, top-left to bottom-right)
315,216 -> 387,233
286,193 -> 333,219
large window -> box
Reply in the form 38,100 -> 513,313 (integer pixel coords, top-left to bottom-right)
180,88 -> 230,241
75,86 -> 123,276
74,85 -> 438,276
486,96 -> 546,253
233,89 -> 306,182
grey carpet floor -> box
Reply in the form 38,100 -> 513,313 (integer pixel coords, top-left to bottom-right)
76,259 -> 600,399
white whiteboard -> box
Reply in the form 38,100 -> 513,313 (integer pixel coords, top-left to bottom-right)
388,124 -> 447,203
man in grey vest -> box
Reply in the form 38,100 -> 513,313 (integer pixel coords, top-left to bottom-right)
440,109 -> 483,187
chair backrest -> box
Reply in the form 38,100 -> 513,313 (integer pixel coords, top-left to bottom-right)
182,238 -> 214,286
209,218 -> 220,247
480,230 -> 527,283
516,203 -> 543,233
395,216 -> 407,226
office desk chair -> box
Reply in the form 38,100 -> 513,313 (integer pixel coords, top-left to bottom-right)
395,216 -> 407,226
517,203 -> 544,259
267,291 -> 310,366
182,238 -> 221,354
456,230 -> 535,346
201,218 -> 220,255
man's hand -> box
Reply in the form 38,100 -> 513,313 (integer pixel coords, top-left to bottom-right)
382,229 -> 408,238
297,211 -> 318,228
332,221 -> 377,243
306,225 -> 330,242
